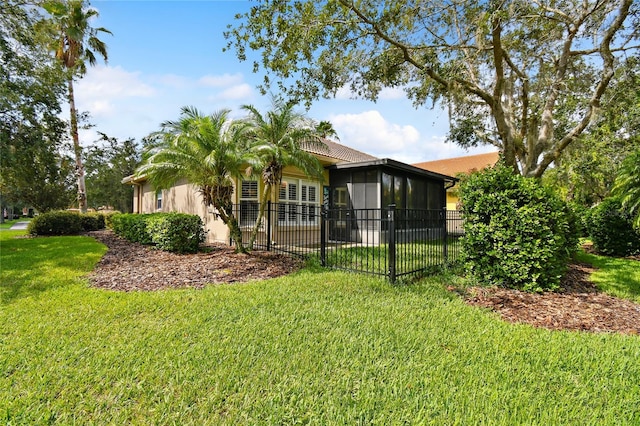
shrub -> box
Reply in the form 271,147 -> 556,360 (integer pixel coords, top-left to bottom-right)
28,211 -> 82,236
103,211 -> 121,230
111,213 -> 205,253
110,213 -> 154,245
146,213 -> 206,253
460,163 -> 578,292
80,213 -> 106,232
588,198 -> 640,257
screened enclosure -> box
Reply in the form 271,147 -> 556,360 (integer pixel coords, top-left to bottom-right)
327,159 -> 455,243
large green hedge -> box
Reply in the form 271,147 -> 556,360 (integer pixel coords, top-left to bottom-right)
111,213 -> 206,253
28,211 -> 82,236
459,163 -> 578,292
588,198 -> 640,257
27,211 -> 109,236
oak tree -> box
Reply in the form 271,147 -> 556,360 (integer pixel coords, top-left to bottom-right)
225,0 -> 639,177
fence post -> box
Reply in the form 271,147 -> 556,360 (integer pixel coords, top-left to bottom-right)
388,204 -> 396,283
443,208 -> 448,263
266,200 -> 272,252
320,206 -> 327,267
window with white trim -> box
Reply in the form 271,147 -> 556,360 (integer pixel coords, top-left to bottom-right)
277,178 -> 320,225
156,189 -> 163,210
240,179 -> 259,227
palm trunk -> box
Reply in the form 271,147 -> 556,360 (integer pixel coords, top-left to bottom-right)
215,201 -> 248,254
247,183 -> 271,249
68,77 -> 87,213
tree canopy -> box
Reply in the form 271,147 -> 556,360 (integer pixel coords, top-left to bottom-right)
1,0 -> 71,214
544,55 -> 640,205
225,0 -> 639,177
84,133 -> 141,213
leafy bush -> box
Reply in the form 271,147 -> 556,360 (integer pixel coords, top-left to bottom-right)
111,213 -> 205,253
460,163 -> 578,292
146,213 -> 205,253
28,211 -> 82,236
588,198 -> 640,257
80,213 -> 106,232
103,211 -> 121,230
110,213 -> 155,245
567,202 -> 591,239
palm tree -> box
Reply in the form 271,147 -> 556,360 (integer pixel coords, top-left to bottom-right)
242,98 -> 327,248
315,120 -> 340,140
135,107 -> 251,253
43,0 -> 111,213
611,149 -> 640,229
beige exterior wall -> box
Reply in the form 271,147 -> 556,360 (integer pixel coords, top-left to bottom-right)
135,178 -> 231,244
132,169 -> 330,245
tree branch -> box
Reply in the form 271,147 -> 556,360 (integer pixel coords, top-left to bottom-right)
532,0 -> 633,177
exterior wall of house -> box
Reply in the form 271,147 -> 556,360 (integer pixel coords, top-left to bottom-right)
446,190 -> 458,211
133,169 -> 331,245
135,178 -> 230,244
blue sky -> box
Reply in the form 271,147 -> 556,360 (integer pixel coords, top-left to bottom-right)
77,0 -> 496,164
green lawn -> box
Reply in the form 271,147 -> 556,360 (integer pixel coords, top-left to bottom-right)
575,250 -> 640,302
322,238 -> 462,277
1,230 -> 639,424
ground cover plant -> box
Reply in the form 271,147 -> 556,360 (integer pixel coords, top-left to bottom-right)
1,230 -> 639,424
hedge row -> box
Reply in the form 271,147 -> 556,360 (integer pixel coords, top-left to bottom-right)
110,213 -> 206,253
27,211 -> 118,236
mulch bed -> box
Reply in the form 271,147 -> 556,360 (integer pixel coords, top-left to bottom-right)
86,230 -> 640,334
461,262 -> 640,335
87,230 -> 303,291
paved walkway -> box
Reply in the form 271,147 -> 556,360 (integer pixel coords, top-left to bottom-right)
9,221 -> 29,230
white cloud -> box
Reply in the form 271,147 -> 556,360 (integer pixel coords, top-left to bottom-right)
210,83 -> 253,102
327,109 -> 497,164
76,65 -> 156,104
332,84 -> 406,101
379,87 -> 405,100
153,73 -> 190,89
334,84 -> 353,100
330,110 -> 420,160
198,73 -> 244,88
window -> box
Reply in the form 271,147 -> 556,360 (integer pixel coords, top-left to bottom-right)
156,189 -> 163,210
277,178 -> 320,226
240,179 -> 259,227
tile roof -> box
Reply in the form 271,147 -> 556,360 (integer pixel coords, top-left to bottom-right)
303,138 -> 378,163
413,151 -> 500,177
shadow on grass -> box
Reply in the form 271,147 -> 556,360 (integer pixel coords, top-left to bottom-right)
0,232 -> 106,304
575,251 -> 640,302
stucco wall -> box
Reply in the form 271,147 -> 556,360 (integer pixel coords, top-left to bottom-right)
136,178 -> 230,244
133,170 -> 330,245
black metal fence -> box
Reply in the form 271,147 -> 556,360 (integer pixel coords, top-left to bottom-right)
232,202 -> 464,282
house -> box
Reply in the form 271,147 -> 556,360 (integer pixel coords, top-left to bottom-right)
413,151 -> 499,210
123,139 -> 456,246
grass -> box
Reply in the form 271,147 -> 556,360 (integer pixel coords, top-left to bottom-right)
575,250 -> 640,303
0,218 -> 27,230
1,230 -> 640,424
322,237 -> 463,277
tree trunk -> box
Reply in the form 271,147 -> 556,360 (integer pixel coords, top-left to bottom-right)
215,201 -> 248,254
68,78 -> 87,213
247,182 -> 271,249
